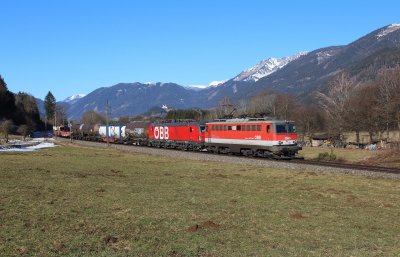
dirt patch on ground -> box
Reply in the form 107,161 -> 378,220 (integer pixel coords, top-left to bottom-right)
110,169 -> 122,173
95,189 -> 106,192
291,213 -> 306,219
102,235 -> 117,244
54,243 -> 66,253
312,194 -> 324,198
164,173 -> 172,176
188,221 -> 220,232
346,195 -> 359,202
202,221 -> 220,228
229,199 -> 237,203
187,224 -> 202,232
215,174 -> 227,178
298,187 -> 318,191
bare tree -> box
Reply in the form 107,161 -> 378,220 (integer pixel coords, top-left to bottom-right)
81,111 -> 107,124
375,66 -> 400,142
218,94 -> 235,116
0,119 -> 14,143
275,93 -> 298,120
249,90 -> 277,115
237,98 -> 251,115
293,106 -> 325,142
17,125 -> 29,141
118,115 -> 132,124
55,103 -> 70,126
315,73 -> 357,141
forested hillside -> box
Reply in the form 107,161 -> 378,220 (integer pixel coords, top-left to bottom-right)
0,75 -> 44,132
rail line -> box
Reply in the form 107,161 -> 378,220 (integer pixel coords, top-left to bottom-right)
285,159 -> 400,175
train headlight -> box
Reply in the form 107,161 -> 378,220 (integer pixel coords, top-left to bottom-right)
278,141 -> 283,145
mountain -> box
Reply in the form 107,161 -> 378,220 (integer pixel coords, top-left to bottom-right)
67,82 -> 197,120
244,23 -> 400,99
64,23 -> 400,120
63,94 -> 86,105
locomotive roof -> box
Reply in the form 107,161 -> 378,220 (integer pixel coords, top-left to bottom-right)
209,116 -> 294,124
152,119 -> 206,126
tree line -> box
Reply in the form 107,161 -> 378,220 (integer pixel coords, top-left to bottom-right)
0,75 -> 43,141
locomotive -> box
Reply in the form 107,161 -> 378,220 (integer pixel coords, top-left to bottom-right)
53,115 -> 301,159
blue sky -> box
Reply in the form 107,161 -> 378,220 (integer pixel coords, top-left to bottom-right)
1,0 -> 399,101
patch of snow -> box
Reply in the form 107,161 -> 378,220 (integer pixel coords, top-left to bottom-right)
233,84 -> 237,93
0,142 -> 60,151
204,79 -> 229,90
376,23 -> 400,38
184,85 -> 208,91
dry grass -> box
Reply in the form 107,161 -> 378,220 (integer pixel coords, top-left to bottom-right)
297,146 -> 378,162
1,144 -> 400,255
357,150 -> 400,168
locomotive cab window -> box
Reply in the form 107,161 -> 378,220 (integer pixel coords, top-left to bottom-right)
275,124 -> 296,133
206,126 -> 209,132
267,125 -> 271,133
237,125 -> 241,131
228,126 -> 232,131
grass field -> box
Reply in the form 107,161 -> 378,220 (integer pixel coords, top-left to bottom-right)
1,143 -> 400,256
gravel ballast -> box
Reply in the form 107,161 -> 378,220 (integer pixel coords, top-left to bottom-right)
55,137 -> 400,179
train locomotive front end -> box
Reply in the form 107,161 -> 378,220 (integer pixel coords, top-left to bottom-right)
205,116 -> 301,159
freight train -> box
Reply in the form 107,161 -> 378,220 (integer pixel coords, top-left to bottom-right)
53,115 -> 302,159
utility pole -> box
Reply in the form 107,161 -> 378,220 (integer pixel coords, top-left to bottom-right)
55,111 -> 57,139
70,122 -> 72,143
106,100 -> 110,147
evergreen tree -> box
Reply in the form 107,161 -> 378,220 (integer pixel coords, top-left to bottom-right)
44,91 -> 56,121
0,75 -> 16,119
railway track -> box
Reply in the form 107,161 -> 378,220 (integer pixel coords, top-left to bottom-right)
286,159 -> 400,175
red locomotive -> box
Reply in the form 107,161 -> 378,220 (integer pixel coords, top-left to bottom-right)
148,120 -> 206,150
204,116 -> 301,159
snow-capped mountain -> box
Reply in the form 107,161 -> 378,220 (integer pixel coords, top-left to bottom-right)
184,85 -> 208,91
185,80 -> 228,91
63,94 -> 86,105
233,51 -> 309,82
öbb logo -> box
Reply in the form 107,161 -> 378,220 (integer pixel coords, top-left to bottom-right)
154,126 -> 169,139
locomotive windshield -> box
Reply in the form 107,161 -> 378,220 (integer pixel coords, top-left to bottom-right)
275,124 -> 296,133
199,125 -> 206,133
